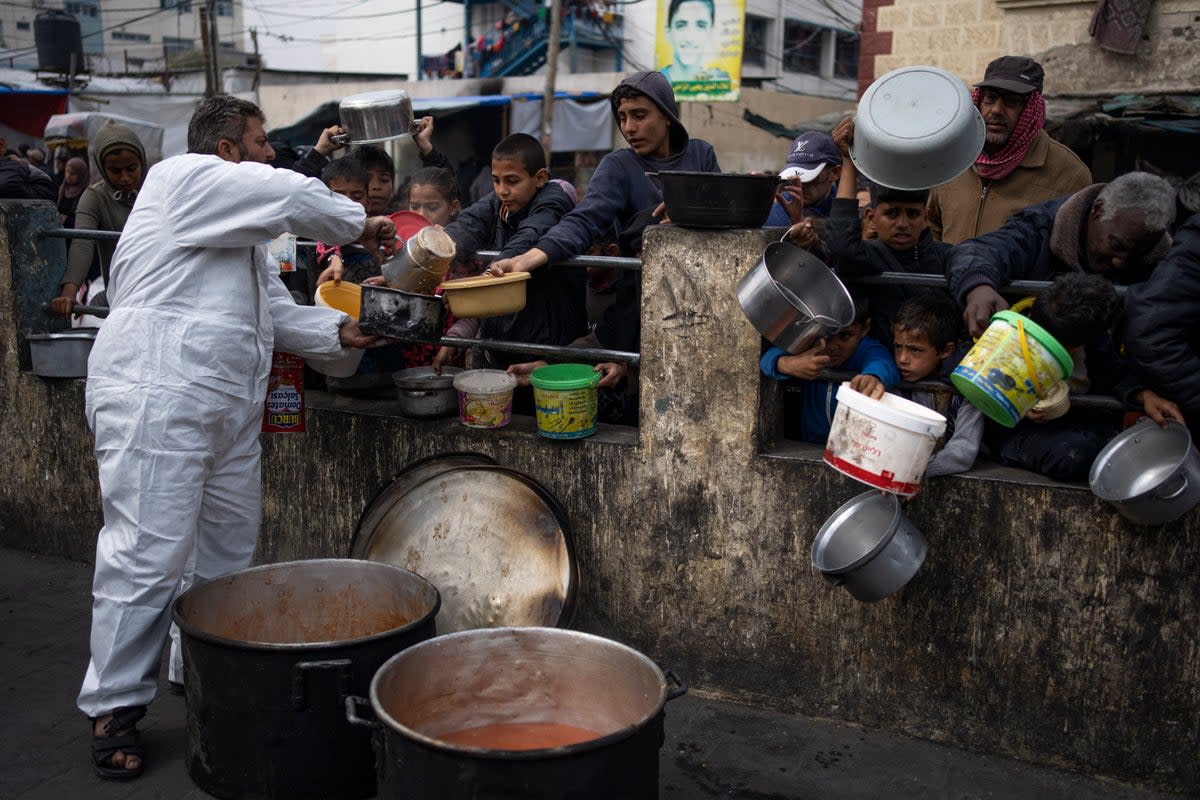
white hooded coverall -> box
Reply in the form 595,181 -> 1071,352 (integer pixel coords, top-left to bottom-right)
77,154 -> 367,717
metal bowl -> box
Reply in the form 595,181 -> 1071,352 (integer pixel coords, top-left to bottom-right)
735,242 -> 854,353
851,65 -> 985,190
338,89 -> 417,145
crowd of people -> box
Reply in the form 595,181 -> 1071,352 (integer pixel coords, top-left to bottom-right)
1,55 -> 1197,781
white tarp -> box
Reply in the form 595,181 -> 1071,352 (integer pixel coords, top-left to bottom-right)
44,112 -> 166,166
510,98 -> 613,152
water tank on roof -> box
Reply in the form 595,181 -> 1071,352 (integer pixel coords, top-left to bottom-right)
35,10 -> 85,74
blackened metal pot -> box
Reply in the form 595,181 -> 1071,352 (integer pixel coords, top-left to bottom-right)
346,627 -> 685,799
658,170 -> 779,228
172,559 -> 440,800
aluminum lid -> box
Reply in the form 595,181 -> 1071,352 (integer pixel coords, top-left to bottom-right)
350,456 -> 577,632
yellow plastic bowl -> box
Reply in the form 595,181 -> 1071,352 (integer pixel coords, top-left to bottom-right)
440,272 -> 531,319
315,280 -> 362,320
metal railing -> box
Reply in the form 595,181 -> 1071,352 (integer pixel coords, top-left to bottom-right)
37,227 -> 1131,405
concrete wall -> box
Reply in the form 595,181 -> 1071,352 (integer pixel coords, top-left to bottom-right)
872,0 -> 1199,96
1,201 -> 1197,791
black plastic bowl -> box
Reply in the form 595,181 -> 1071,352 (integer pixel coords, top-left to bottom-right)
659,171 -> 780,229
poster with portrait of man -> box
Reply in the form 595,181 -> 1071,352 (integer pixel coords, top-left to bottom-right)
655,0 -> 744,101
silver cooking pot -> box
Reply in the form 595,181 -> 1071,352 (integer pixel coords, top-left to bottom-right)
736,241 -> 854,353
1089,418 -> 1200,526
336,89 -> 417,144
393,366 -> 462,419
811,490 -> 928,602
25,328 -> 98,378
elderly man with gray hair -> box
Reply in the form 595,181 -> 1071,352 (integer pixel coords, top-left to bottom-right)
947,171 -> 1177,338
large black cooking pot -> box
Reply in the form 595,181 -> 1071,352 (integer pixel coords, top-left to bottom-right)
172,559 -> 440,800
658,170 -> 780,228
346,627 -> 686,799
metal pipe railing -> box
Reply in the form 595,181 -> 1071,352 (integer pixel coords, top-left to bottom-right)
818,369 -> 1128,413
438,335 -> 638,365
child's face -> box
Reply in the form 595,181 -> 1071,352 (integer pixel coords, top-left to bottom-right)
821,320 -> 869,367
491,157 -> 547,215
328,177 -> 368,211
409,182 -> 460,226
866,201 -> 926,251
616,96 -> 671,159
892,327 -> 950,383
365,167 -> 394,216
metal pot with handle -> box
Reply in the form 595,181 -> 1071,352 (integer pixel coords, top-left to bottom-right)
1089,418 -> 1200,526
736,241 -> 855,353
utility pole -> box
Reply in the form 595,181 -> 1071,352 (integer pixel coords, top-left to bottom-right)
249,27 -> 261,91
540,0 -> 562,163
199,5 -> 214,96
208,0 -> 223,95
416,0 -> 422,80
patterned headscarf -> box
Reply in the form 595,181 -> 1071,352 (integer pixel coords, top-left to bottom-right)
972,88 -> 1047,182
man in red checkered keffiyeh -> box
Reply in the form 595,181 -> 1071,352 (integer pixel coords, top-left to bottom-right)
972,55 -> 1047,181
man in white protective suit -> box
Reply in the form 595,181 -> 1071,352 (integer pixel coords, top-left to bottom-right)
78,94 -> 396,780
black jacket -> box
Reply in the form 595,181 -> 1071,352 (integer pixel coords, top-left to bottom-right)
824,197 -> 953,345
445,181 -> 585,367
0,158 -> 56,201
1124,212 -> 1200,415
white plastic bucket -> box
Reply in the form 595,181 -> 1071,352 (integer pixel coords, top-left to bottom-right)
824,384 -> 947,496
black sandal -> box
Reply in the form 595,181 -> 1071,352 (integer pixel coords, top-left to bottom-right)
91,705 -> 147,781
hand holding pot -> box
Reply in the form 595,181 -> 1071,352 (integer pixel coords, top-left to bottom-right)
1137,388 -> 1185,427
314,125 -> 349,157
357,216 -> 398,263
963,285 -> 1009,338
776,338 -> 830,380
338,318 -> 379,349
831,116 -> 855,157
784,219 -> 820,252
316,254 -> 344,286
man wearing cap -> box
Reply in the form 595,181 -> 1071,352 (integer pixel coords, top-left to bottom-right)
766,131 -> 843,228
928,55 -> 1091,244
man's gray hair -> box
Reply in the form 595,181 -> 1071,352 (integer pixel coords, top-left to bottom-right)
187,94 -> 266,155
1096,172 -> 1176,234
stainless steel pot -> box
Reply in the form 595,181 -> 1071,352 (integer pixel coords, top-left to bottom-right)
25,328 -> 97,378
393,366 -> 462,418
346,627 -> 685,799
811,490 -> 928,602
736,242 -> 854,353
1089,418 -> 1200,526
337,90 -> 417,144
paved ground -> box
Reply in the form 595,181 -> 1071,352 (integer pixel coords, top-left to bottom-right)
0,546 -> 1179,800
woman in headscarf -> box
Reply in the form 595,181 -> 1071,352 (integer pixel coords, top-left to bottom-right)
50,121 -> 147,316
56,156 -> 89,229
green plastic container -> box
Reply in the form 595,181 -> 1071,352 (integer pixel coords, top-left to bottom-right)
950,310 -> 1073,427
530,364 -> 601,440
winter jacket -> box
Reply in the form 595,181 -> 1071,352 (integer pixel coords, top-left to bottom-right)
824,197 -> 953,345
62,120 -> 147,289
1124,212 -> 1200,417
901,387 -> 984,478
928,130 -> 1092,244
444,181 -> 584,367
945,183 -> 1173,304
0,158 -> 56,201
760,337 -> 900,444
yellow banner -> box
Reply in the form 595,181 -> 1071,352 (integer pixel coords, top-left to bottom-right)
655,0 -> 744,102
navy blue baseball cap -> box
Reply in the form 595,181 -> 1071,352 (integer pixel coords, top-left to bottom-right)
779,131 -> 842,182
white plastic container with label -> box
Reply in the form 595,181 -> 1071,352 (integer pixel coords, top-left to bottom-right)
823,383 -> 947,497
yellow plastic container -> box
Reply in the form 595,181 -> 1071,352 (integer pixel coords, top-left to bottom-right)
440,272 -> 530,318
950,310 -> 1073,427
314,280 -> 362,319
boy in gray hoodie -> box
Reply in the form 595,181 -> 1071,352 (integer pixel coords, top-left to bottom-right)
488,70 -> 720,275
